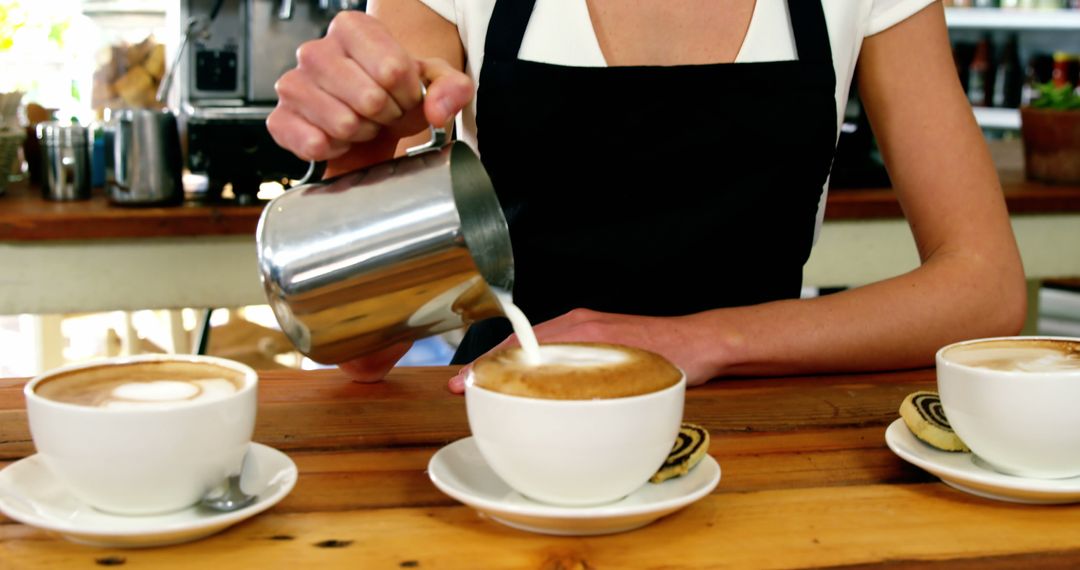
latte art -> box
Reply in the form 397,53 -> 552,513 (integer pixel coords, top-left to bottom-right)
506,344 -> 631,367
98,378 -> 239,409
944,339 -> 1080,372
35,361 -> 246,409
471,342 -> 682,400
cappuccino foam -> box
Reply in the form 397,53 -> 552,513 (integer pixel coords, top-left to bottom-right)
35,361 -> 246,409
944,339 -> 1080,373
471,343 -> 682,400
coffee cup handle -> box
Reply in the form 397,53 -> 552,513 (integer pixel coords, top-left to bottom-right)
295,84 -> 447,186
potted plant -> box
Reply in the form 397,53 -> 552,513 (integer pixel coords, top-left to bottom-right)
1020,82 -> 1080,185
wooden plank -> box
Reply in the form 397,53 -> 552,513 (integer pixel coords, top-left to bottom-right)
825,169 -> 1080,220
3,485 -> 1080,569
814,550 -> 1080,570
0,181 -> 262,241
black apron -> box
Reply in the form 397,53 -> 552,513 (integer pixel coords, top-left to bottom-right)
453,0 -> 838,364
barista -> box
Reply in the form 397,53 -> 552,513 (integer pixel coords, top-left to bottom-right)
267,0 -> 1026,391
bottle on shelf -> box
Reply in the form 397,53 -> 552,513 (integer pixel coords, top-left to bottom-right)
967,37 -> 994,107
993,35 -> 1024,108
1022,53 -> 1057,105
954,42 -> 976,94
1052,52 -> 1080,89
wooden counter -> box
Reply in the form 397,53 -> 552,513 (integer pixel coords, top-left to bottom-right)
0,181 -> 263,241
826,168 -> 1080,219
3,367 -> 1080,568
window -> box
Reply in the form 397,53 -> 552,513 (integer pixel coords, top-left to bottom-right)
0,0 -> 167,123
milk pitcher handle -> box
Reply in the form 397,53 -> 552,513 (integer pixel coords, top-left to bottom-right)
295,84 -> 446,185
404,85 -> 448,156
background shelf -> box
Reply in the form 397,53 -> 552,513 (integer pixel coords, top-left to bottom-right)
945,7 -> 1080,30
972,106 -> 1022,130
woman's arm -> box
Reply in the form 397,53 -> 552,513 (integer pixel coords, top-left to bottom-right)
449,2 -> 1026,391
701,1 -> 1027,376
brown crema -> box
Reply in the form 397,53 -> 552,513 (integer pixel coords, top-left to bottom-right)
943,339 -> 1080,372
471,342 -> 683,400
35,361 -> 246,408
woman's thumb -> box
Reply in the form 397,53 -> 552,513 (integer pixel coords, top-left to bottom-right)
419,57 -> 473,127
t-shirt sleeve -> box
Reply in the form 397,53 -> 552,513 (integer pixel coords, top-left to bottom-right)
866,0 -> 937,36
415,0 -> 457,24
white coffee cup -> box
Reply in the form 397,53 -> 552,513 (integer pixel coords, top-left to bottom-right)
465,370 -> 685,506
24,354 -> 257,515
936,336 -> 1080,479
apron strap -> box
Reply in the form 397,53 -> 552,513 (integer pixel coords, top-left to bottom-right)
485,0 -> 538,61
786,0 -> 833,67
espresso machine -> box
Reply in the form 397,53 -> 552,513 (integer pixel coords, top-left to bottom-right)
180,0 -> 364,203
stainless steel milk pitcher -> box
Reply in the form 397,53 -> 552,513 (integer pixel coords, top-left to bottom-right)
256,123 -> 514,363
109,109 -> 184,206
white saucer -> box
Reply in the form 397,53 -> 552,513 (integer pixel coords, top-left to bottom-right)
885,418 -> 1080,504
0,442 -> 298,548
427,437 -> 720,536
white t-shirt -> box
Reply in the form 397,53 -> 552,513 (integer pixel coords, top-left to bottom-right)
416,0 -> 935,234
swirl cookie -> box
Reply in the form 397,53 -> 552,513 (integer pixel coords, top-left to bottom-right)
899,391 -> 969,452
650,423 -> 711,483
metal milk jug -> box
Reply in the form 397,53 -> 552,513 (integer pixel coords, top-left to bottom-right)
256,123 -> 513,363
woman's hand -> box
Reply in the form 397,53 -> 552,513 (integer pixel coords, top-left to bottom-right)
337,341 -> 414,383
447,309 -> 721,394
266,10 -> 473,164
267,4 -> 468,383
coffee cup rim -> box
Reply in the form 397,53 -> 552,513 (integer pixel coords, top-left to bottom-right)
935,335 -> 1080,376
464,370 -> 687,404
24,353 -> 258,413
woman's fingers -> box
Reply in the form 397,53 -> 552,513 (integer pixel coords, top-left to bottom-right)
312,56 -> 405,127
331,11 -> 424,118
267,11 -> 476,163
446,330 -> 522,394
266,106 -> 351,162
448,368 -> 468,394
276,70 -> 382,143
269,12 -> 418,159
338,341 -> 414,383
419,57 -> 475,127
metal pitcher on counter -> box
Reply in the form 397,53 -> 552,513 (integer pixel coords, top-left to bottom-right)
38,122 -> 91,201
256,120 -> 514,364
108,109 -> 184,206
